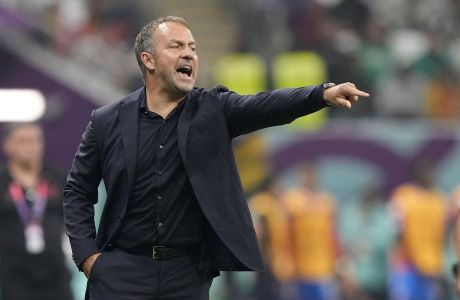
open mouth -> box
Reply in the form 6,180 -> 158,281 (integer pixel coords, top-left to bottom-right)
176,65 -> 192,77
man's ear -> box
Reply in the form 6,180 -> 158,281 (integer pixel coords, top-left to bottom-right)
141,52 -> 155,72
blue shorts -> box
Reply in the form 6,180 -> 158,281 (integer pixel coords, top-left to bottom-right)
388,266 -> 440,300
298,279 -> 338,300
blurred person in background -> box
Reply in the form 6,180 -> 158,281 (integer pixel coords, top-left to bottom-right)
387,159 -> 448,300
357,20 -> 393,99
451,185 -> 460,296
341,184 -> 396,300
424,69 -> 460,120
282,162 -> 341,300
249,176 -> 296,300
373,64 -> 428,118
0,123 -> 73,300
63,16 -> 368,300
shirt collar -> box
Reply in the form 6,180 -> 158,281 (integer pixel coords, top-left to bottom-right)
139,87 -> 188,113
139,87 -> 187,119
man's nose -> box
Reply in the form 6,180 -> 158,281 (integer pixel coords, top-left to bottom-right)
180,48 -> 194,59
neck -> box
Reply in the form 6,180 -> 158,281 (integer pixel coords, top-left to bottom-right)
304,184 -> 317,191
8,160 -> 42,189
145,81 -> 186,118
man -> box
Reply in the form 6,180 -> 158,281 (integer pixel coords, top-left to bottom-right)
282,162 -> 341,300
0,123 -> 73,300
63,16 -> 369,300
341,185 -> 395,300
388,159 -> 447,300
450,185 -> 460,295
449,185 -> 460,296
249,176 -> 295,300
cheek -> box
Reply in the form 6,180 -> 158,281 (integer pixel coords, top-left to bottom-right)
156,59 -> 173,73
33,146 -> 44,155
22,144 -> 43,155
11,148 -> 27,160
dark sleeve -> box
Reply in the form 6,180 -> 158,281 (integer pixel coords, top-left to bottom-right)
217,85 -> 328,138
63,110 -> 102,270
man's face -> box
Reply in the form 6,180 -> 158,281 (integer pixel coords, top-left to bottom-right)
150,22 -> 198,96
3,125 -> 44,167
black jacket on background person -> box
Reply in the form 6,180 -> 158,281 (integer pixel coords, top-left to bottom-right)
63,84 -> 328,279
0,165 -> 73,300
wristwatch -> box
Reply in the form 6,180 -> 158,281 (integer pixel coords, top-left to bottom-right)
322,82 -> 336,90
453,262 -> 459,278
322,82 -> 336,105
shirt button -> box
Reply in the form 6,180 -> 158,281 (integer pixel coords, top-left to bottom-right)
158,170 -> 162,175
159,145 -> 163,149
158,222 -> 163,227
157,195 -> 162,200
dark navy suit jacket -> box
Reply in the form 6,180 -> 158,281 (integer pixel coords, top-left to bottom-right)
63,85 -> 327,277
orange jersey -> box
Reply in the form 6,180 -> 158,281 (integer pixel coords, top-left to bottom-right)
391,183 -> 447,276
446,185 -> 460,225
282,189 -> 338,280
249,192 -> 295,281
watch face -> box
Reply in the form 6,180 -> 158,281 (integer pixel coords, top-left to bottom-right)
323,82 -> 336,89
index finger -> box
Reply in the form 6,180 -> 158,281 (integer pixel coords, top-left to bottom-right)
351,87 -> 370,97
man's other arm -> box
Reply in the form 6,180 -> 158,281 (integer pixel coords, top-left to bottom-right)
63,110 -> 102,272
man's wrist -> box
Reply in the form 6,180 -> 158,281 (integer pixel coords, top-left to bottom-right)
322,82 -> 336,90
322,82 -> 336,105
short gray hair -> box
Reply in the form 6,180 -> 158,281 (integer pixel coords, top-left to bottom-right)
134,16 -> 191,75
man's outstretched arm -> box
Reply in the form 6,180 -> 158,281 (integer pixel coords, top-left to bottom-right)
218,82 -> 369,138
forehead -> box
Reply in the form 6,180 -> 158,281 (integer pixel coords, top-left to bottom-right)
155,21 -> 195,43
7,125 -> 42,140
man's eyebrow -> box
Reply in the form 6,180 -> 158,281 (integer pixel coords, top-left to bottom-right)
169,39 -> 196,45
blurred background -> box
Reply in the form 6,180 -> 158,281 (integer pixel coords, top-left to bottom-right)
1,0 -> 460,299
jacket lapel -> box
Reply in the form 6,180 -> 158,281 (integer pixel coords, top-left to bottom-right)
178,90 -> 199,160
118,91 -> 141,193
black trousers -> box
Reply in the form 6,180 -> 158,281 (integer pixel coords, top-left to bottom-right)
87,248 -> 212,300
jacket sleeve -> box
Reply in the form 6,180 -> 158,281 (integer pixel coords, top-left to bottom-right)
63,110 -> 102,270
217,85 -> 328,138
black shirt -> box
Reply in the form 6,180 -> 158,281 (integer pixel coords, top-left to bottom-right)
115,91 -> 206,250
